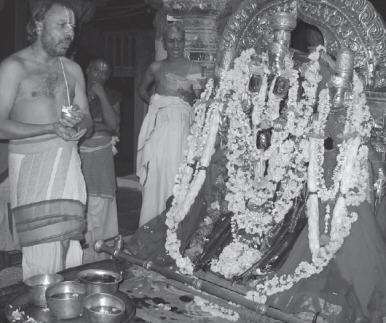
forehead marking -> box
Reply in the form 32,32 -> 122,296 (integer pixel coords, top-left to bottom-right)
61,6 -> 75,26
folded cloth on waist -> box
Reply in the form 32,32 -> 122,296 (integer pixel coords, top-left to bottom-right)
9,135 -> 87,247
136,94 -> 193,183
80,134 -> 116,198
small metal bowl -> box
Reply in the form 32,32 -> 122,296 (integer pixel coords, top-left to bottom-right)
77,269 -> 122,295
23,273 -> 64,307
83,293 -> 125,323
46,281 -> 87,320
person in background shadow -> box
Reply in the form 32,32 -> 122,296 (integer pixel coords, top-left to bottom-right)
137,22 -> 204,227
81,58 -> 121,263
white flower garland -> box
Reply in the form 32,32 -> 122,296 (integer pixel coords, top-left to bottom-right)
246,71 -> 372,303
164,45 -> 372,307
220,48 -> 320,274
211,240 -> 262,278
165,49 -> 260,274
166,105 -> 221,274
193,296 -> 240,321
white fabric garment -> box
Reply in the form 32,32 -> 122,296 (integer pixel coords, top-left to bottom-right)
137,94 -> 193,227
22,240 -> 82,280
83,196 -> 118,264
0,178 -> 19,250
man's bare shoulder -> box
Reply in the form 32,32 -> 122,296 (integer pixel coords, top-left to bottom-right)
148,60 -> 163,73
61,57 -> 83,76
0,50 -> 27,78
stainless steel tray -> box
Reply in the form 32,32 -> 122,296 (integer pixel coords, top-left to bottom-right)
4,290 -> 136,323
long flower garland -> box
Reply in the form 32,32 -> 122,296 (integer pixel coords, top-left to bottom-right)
246,72 -> 372,303
164,45 -> 372,307
165,75 -> 227,275
211,49 -> 322,278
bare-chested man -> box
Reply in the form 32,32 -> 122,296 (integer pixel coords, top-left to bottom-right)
0,0 -> 92,279
136,23 -> 205,226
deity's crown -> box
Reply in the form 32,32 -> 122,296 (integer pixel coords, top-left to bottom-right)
271,12 -> 297,31
330,47 -> 355,88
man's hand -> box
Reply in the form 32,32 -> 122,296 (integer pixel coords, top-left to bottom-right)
90,82 -> 105,98
60,104 -> 84,128
53,122 -> 87,141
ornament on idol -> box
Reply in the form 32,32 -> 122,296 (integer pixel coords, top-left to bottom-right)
308,47 -> 358,260
271,12 -> 297,47
248,54 -> 265,93
329,47 -> 355,110
269,11 -> 297,74
246,48 -> 370,303
325,48 -> 355,149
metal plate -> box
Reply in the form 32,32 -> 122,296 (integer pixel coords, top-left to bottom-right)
4,290 -> 136,323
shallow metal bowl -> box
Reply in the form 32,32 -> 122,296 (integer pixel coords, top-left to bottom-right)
77,268 -> 122,295
23,273 -> 64,308
83,293 -> 126,323
46,281 -> 87,320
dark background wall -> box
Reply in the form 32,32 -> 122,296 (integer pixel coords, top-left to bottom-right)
0,0 -> 15,60
0,0 -> 385,174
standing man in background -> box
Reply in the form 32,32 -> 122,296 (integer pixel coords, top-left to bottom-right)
0,0 -> 92,279
81,58 -> 120,263
137,23 -> 204,227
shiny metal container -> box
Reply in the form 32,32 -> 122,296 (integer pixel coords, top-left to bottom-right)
77,268 -> 122,295
83,292 -> 126,323
23,273 -> 64,307
46,281 -> 86,320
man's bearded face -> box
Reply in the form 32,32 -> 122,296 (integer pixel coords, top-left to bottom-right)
39,4 -> 75,57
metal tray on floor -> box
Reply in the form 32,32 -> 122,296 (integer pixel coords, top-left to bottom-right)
4,290 -> 136,323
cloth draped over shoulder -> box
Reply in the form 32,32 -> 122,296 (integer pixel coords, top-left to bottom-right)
136,94 -> 193,227
8,135 -> 87,247
164,72 -> 202,91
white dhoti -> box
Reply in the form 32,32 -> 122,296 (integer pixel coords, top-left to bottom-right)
9,135 -> 87,279
82,196 -> 118,263
22,240 -> 82,280
136,94 -> 193,227
0,177 -> 19,251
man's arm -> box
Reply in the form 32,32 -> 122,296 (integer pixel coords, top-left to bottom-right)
0,58 -> 56,139
138,63 -> 157,104
90,83 -> 117,131
71,61 -> 93,137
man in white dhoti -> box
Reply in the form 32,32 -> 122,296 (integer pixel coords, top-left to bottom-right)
137,23 -> 204,227
0,0 -> 92,279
